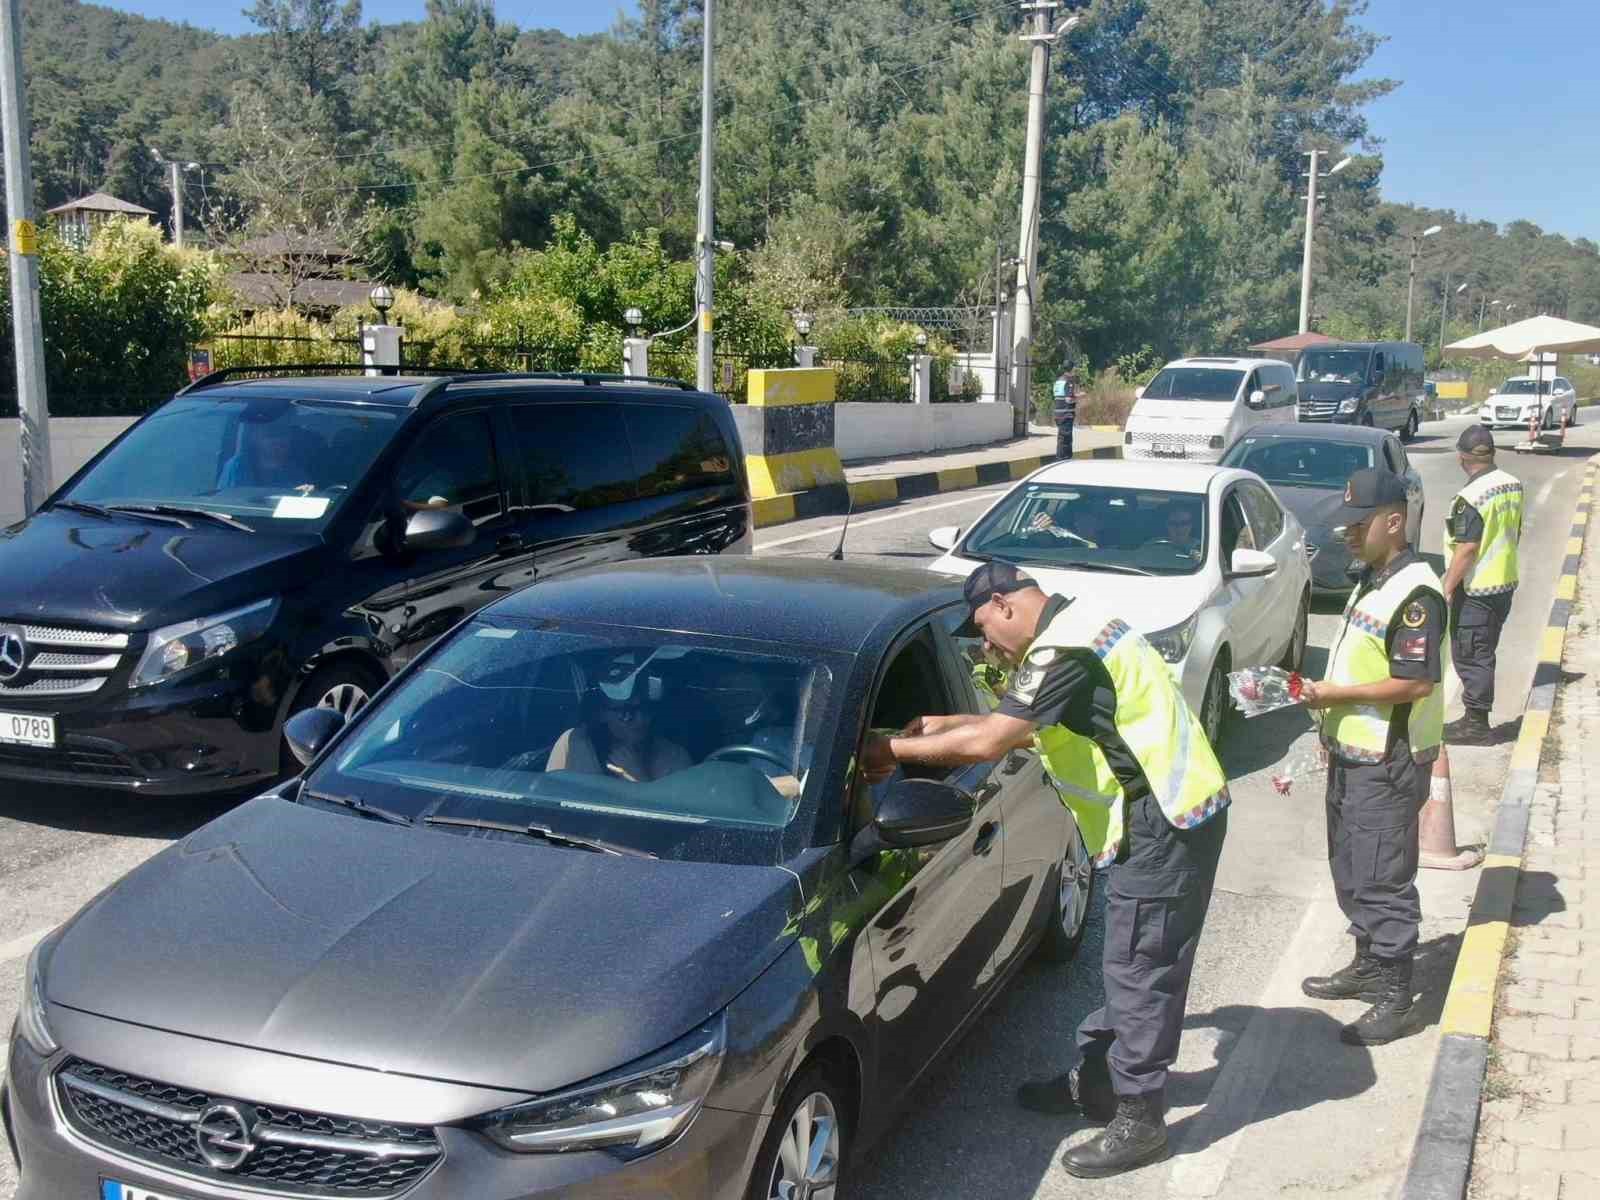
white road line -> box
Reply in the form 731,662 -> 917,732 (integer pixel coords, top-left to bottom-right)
754,487 -> 1010,551
1166,897 -> 1349,1197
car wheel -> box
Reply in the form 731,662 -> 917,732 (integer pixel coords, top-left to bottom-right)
1037,821 -> 1094,963
747,1065 -> 850,1200
1279,593 -> 1309,673
1201,651 -> 1232,749
1401,410 -> 1418,442
280,661 -> 385,774
1543,405 -> 1556,431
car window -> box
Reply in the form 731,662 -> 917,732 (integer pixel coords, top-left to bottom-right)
1140,367 -> 1246,402
1235,481 -> 1283,546
509,402 -> 638,512
1221,437 -> 1372,489
1273,365 -> 1298,405
1299,349 -> 1369,383
1220,491 -> 1253,558
624,404 -> 737,499
1557,378 -> 1572,392
963,480 -> 1207,575
392,411 -> 505,523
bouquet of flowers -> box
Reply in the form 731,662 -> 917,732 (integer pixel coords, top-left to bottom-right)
1227,666 -> 1305,719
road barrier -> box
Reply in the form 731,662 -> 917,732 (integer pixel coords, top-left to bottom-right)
739,368 -> 847,501
1400,457 -> 1598,1200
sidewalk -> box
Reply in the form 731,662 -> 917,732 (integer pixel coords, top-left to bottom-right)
1469,480 -> 1600,1198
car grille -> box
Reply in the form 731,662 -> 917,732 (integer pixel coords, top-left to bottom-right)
0,743 -> 136,778
0,622 -> 130,699
56,1060 -> 443,1197
1297,402 -> 1340,422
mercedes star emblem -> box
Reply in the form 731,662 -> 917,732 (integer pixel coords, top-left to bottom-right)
0,628 -> 25,683
195,1103 -> 257,1172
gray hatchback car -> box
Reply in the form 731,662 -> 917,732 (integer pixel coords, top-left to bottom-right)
3,559 -> 1093,1200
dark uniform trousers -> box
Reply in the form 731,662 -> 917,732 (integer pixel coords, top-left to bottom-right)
1325,743 -> 1429,961
1451,591 -> 1514,716
1056,420 -> 1075,461
1077,792 -> 1227,1100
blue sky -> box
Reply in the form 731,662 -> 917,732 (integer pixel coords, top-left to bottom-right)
93,1 -> 1599,243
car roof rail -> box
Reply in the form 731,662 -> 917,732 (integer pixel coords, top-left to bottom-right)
177,363 -> 477,394
407,372 -> 701,408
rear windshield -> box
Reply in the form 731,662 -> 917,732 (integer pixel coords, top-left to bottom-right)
1299,350 -> 1371,383
1140,368 -> 1244,403
1222,437 -> 1374,490
60,396 -> 401,532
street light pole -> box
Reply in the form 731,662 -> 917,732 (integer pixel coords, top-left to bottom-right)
1298,150 -> 1319,335
0,0 -> 49,514
1404,224 -> 1442,343
1442,279 -> 1466,357
694,0 -> 716,394
1010,1 -> 1063,439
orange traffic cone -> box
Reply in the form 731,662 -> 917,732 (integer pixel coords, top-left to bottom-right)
1420,745 -> 1484,870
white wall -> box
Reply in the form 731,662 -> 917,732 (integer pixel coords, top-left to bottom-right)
834,401 -> 1012,461
0,416 -> 138,525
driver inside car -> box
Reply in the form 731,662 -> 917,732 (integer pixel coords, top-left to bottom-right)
1143,504 -> 1201,555
217,416 -> 322,491
548,654 -> 692,783
699,664 -> 804,800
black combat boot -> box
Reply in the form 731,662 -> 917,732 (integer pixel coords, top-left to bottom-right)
1060,1094 -> 1170,1179
1340,958 -> 1418,1045
1302,942 -> 1384,1001
1445,709 -> 1493,746
1016,1054 -> 1116,1121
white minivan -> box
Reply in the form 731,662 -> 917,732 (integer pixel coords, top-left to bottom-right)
1124,356 -> 1299,464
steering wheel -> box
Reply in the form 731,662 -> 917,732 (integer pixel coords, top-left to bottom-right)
706,745 -> 792,773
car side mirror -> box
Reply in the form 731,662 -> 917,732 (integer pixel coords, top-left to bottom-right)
928,525 -> 960,552
283,707 -> 346,768
849,778 -> 976,865
1229,547 -> 1277,578
1248,389 -> 1266,408
405,508 -> 475,552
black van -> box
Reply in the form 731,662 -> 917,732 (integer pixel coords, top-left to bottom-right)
1295,341 -> 1427,440
0,369 -> 752,796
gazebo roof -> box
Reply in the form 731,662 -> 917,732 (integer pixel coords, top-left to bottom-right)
46,191 -> 156,217
1248,331 -> 1336,353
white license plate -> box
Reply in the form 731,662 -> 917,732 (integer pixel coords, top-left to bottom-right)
102,1182 -> 188,1200
0,710 -> 55,747
1150,443 -> 1187,459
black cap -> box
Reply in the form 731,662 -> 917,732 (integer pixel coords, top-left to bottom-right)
957,561 -> 1037,636
1330,467 -> 1410,530
1457,424 -> 1496,457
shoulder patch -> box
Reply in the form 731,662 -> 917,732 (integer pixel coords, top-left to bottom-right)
1402,601 -> 1428,628
1451,497 -> 1467,515
1026,646 -> 1061,668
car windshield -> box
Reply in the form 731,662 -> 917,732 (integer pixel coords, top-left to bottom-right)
1222,437 -> 1374,490
1497,379 -> 1550,395
58,396 -> 402,532
963,482 -> 1207,575
1139,368 -> 1244,402
1299,350 -> 1371,383
303,619 -> 840,864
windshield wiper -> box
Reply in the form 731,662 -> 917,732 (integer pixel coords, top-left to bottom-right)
422,815 -> 654,858
54,500 -> 119,520
1052,560 -> 1157,577
302,788 -> 415,827
110,503 -> 255,533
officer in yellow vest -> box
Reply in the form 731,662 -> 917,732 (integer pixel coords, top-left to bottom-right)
1441,425 -> 1523,745
1299,468 -> 1446,1046
861,562 -> 1228,1179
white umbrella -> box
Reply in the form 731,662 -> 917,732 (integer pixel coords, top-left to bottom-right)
1445,313 -> 1600,358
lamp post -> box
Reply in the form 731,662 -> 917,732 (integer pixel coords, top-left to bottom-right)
1404,224 -> 1442,342
1441,279 -> 1467,357
1297,153 -> 1352,334
622,306 -> 648,379
791,312 -> 816,368
1481,296 -> 1502,331
369,284 -> 394,322
362,284 -> 400,374
909,330 -> 932,405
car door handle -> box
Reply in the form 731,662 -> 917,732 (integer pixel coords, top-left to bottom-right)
975,779 -> 1002,804
1002,751 -> 1030,775
973,821 -> 998,857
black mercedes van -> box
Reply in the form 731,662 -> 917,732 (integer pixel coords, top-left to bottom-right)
1295,341 -> 1427,440
0,369 -> 752,796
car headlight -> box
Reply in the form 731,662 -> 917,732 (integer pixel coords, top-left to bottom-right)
17,936 -> 59,1057
130,598 -> 279,688
1147,614 -> 1199,664
473,1017 -> 725,1157
1337,398 -> 1359,414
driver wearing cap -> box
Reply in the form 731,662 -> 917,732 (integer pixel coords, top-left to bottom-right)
861,560 -> 1229,1179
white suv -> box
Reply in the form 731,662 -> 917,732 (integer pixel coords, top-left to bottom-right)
1124,356 -> 1299,464
1480,375 -> 1578,431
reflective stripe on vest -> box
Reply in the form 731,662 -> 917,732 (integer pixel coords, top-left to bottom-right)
1021,602 -> 1228,866
1323,560 -> 1445,764
1443,469 -> 1523,597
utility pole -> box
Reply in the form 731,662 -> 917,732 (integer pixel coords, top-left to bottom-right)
169,160 -> 184,250
1011,2 -> 1077,439
1297,149 -> 1319,335
694,0 -> 716,395
1404,224 -> 1441,343
0,0 -> 50,514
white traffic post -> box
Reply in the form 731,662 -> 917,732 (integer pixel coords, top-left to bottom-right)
362,325 -> 402,376
623,337 -> 651,379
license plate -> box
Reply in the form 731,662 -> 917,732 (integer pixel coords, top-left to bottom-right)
0,710 -> 55,747
101,1181 -> 188,1200
1150,443 -> 1187,459
1497,408 -> 1517,419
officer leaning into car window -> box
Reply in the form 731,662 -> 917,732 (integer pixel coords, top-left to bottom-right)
1441,425 -> 1523,746
861,561 -> 1229,1180
1298,468 -> 1446,1047
1053,364 -> 1078,461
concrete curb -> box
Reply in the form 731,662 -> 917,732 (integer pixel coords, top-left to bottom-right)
1399,456 -> 1599,1200
751,445 -> 1122,530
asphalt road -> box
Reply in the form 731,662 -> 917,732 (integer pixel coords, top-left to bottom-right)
0,413 -> 1593,1199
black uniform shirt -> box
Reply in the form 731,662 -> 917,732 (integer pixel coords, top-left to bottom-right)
1449,497 -> 1486,544
1343,547 -> 1446,754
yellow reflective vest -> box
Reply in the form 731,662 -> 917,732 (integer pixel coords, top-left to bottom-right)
1018,600 -> 1228,866
1443,468 -> 1523,597
1322,559 -> 1445,765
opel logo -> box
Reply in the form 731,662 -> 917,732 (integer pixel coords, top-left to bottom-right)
195,1103 -> 256,1172
0,628 -> 25,683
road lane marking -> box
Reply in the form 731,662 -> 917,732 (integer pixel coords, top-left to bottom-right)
754,487 -> 1009,551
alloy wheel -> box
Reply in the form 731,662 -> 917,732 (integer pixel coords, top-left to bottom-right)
1201,662 -> 1228,747
317,682 -> 371,719
1059,829 -> 1093,942
769,1093 -> 841,1200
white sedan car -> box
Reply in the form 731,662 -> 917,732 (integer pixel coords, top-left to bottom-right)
1479,375 -> 1579,431
927,460 -> 1312,747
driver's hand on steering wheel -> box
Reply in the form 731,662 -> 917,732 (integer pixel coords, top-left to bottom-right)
1028,511 -> 1056,532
